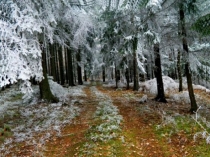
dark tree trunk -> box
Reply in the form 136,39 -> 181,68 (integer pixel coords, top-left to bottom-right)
84,69 -> 87,82
179,4 -> 197,113
154,43 -> 167,103
129,60 -> 133,82
67,48 -> 75,86
55,48 -> 60,83
125,57 -> 130,90
125,68 -> 130,90
111,68 -> 114,80
133,37 -> 139,91
65,48 -> 69,84
49,44 -> 56,81
177,50 -> 183,92
39,49 -> 58,103
76,49 -> 83,85
58,46 -> 65,85
115,63 -> 118,88
102,66 -> 105,82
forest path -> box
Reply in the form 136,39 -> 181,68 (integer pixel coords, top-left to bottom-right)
44,85 -> 98,157
43,83 -> 205,157
1,83 -> 210,156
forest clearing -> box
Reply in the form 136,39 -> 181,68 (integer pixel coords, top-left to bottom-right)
1,79 -> 210,157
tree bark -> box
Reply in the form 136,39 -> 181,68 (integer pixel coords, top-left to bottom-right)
67,48 -> 75,86
55,47 -> 60,83
125,68 -> 130,90
133,36 -> 139,91
154,43 -> 167,103
58,45 -> 65,85
64,48 -> 69,84
115,62 -> 118,88
84,69 -> 87,82
125,57 -> 130,90
102,65 -> 105,82
76,49 -> 83,85
179,4 -> 197,113
39,49 -> 58,103
49,44 -> 57,81
177,50 -> 183,92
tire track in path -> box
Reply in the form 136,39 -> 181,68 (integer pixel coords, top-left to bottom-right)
44,86 -> 98,157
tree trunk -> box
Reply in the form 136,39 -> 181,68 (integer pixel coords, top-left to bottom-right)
84,69 -> 87,82
177,50 -> 183,92
179,4 -> 197,113
67,48 -> 75,86
76,49 -> 83,85
111,68 -> 114,80
55,47 -> 60,83
49,44 -> 57,81
133,37 -> 139,91
102,66 -> 105,82
39,49 -> 58,103
125,68 -> 130,90
58,45 -> 65,85
65,48 -> 69,84
115,62 -> 118,88
154,43 -> 167,103
125,57 -> 130,90
129,60 -> 133,82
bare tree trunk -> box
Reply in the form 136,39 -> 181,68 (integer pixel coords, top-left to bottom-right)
115,62 -> 118,88
177,50 -> 183,92
49,44 -> 56,81
102,66 -> 105,82
133,37 -> 139,91
154,43 -> 167,103
77,49 -> 83,85
84,69 -> 87,82
64,48 -> 69,84
39,49 -> 58,103
179,4 -> 197,113
58,45 -> 65,85
55,47 -> 60,83
67,48 -> 75,86
125,57 -> 130,90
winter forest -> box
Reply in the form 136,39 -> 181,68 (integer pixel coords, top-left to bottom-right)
1,0 -> 210,156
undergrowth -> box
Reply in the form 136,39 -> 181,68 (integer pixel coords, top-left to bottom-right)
155,111 -> 210,156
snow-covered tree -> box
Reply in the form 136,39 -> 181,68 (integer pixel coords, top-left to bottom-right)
0,0 -> 42,93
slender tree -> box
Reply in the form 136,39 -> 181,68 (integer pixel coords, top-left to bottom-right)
179,2 -> 197,112
133,36 -> 139,91
76,49 -> 83,85
58,45 -> 65,85
154,43 -> 167,103
67,48 -> 75,86
177,50 -> 183,92
39,47 -> 58,103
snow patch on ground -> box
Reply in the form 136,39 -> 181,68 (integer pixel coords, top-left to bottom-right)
0,86 -> 22,115
170,91 -> 191,104
67,85 -> 86,97
139,76 -> 179,95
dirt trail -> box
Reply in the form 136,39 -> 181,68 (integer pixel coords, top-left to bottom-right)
44,85 -> 173,157
44,86 -> 98,157
98,87 -> 167,157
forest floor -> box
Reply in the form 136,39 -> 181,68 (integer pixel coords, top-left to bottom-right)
1,81 -> 210,157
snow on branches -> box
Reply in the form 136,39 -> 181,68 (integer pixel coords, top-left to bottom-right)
0,1 -> 42,89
